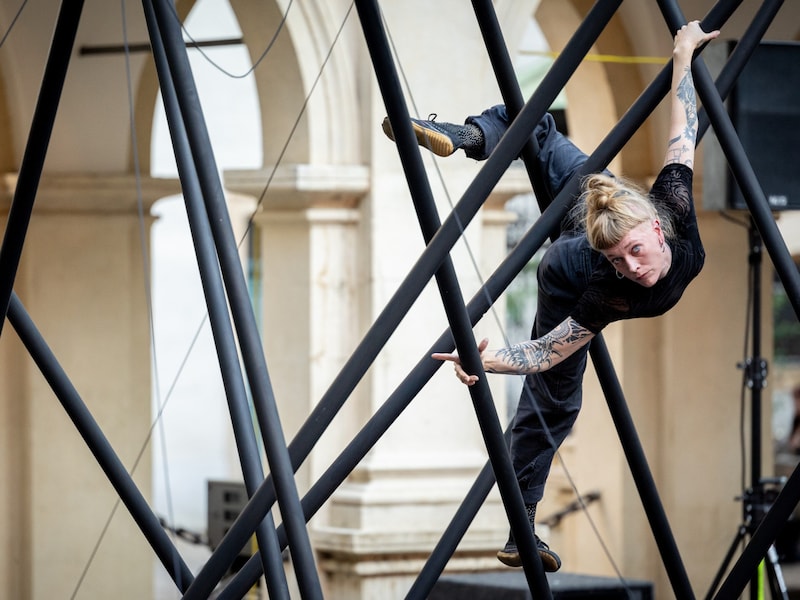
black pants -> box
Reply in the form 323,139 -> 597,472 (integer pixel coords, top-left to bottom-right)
467,105 -> 608,503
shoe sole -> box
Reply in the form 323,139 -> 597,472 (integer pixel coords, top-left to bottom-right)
381,117 -> 456,157
496,549 -> 561,573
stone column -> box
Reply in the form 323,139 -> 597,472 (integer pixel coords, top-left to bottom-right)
224,163 -> 369,495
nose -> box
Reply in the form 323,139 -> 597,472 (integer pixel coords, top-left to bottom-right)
624,257 -> 640,273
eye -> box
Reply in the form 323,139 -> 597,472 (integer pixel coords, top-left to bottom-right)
610,257 -> 622,265
631,244 -> 642,256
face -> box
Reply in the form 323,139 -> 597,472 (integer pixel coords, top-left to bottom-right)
601,220 -> 670,287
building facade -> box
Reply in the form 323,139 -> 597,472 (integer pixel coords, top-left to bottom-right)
0,0 -> 798,598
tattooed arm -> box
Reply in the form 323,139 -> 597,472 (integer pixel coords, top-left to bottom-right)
431,317 -> 594,386
663,21 -> 720,169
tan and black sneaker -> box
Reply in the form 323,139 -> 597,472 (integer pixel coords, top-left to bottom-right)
381,114 -> 483,157
496,533 -> 562,572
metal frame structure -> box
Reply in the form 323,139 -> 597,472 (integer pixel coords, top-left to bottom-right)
1,0 -> 799,598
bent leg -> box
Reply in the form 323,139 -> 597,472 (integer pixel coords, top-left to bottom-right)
467,108 -> 605,197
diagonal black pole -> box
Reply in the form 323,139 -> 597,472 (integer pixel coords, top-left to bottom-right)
469,0 -> 550,210
0,0 -> 85,337
354,0 -> 550,594
589,336 -> 696,599
695,0 -> 785,142
140,2 -> 290,596
665,2 -> 788,599
6,292 -> 194,591
146,1 -> 323,598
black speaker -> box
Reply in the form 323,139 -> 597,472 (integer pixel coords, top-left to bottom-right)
703,41 -> 800,211
729,41 -> 800,210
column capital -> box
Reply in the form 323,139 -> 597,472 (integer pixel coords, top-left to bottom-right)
0,172 -> 181,214
224,164 -> 369,210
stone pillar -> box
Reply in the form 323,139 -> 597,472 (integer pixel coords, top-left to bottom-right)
0,173 -> 179,599
224,163 -> 369,491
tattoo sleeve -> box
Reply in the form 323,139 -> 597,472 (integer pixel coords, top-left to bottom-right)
488,318 -> 594,375
665,67 -> 698,166
677,67 -> 698,143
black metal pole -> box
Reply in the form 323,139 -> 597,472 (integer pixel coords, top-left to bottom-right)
469,0 -> 549,209
0,0 -> 85,336
140,2 -> 289,596
746,222 -> 767,600
662,3 -> 785,599
146,1 -> 323,598
6,292 -> 194,590
696,0 -> 785,142
355,0 -> 550,594
749,222 -> 765,492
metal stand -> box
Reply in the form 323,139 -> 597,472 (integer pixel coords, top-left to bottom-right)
705,221 -> 789,600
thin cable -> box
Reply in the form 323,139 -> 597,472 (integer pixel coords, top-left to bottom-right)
0,0 -> 28,49
234,2 -> 355,247
382,10 -> 633,591
167,0 -> 293,79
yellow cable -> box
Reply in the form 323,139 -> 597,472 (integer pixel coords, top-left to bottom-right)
520,49 -> 669,65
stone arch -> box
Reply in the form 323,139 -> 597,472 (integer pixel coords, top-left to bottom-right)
534,0 -> 624,173
229,0 -> 360,166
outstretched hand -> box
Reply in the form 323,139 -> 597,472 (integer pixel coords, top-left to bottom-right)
674,20 -> 720,53
431,337 -> 489,386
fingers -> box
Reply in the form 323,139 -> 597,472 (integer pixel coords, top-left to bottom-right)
677,20 -> 720,46
455,363 -> 479,386
432,338 -> 489,386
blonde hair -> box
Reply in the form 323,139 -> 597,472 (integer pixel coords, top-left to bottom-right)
574,174 -> 671,250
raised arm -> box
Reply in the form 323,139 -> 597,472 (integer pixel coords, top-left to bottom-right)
663,21 -> 720,168
432,317 -> 595,386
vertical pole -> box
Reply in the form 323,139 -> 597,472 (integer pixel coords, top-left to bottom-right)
0,0 -> 85,335
747,221 -> 766,600
748,221 -> 765,492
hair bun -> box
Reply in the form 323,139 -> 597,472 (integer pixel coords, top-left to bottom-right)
577,173 -> 661,250
584,174 -> 617,211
